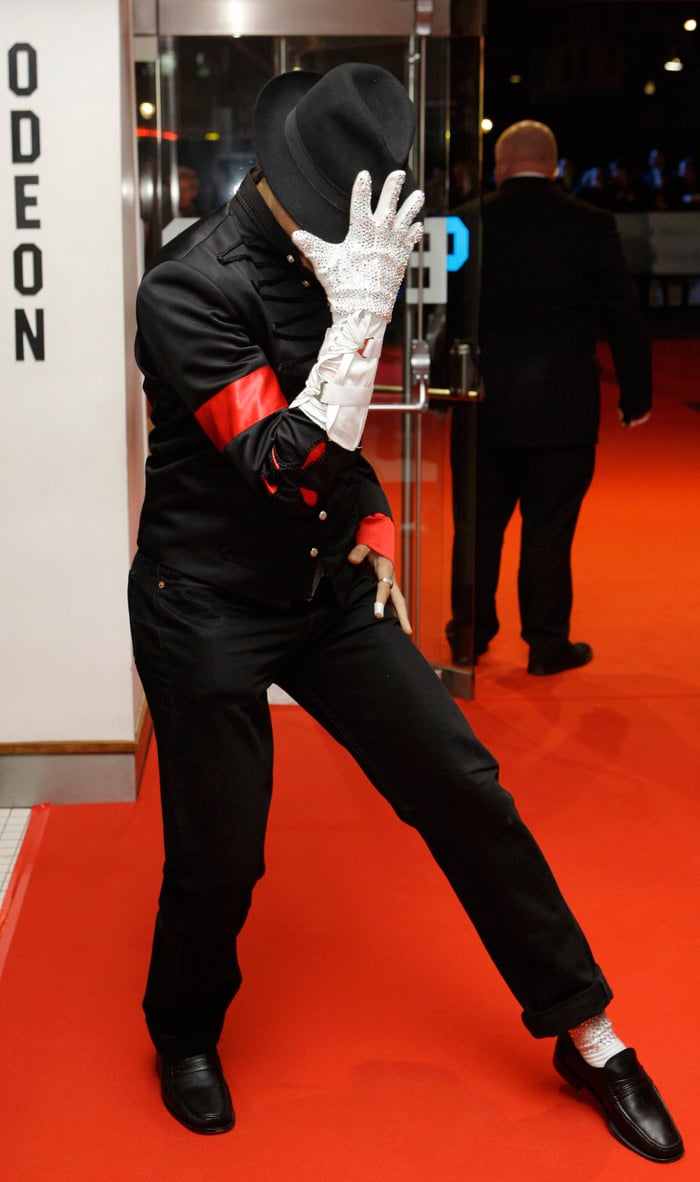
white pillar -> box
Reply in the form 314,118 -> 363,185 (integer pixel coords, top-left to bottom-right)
0,0 -> 148,802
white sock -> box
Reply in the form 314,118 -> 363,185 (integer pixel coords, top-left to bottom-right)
569,1011 -> 627,1068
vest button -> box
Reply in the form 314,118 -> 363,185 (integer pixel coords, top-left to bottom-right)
310,547 -> 319,558
318,510 -> 328,521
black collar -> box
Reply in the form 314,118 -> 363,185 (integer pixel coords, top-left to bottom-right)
234,170 -> 303,261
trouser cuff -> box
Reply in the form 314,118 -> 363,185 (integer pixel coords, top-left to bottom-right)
146,1019 -> 225,1060
521,968 -> 614,1038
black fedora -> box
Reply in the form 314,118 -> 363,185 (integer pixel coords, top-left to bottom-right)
252,62 -> 419,243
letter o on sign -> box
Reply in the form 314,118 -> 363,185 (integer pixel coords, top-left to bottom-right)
9,44 -> 38,96
14,243 -> 43,295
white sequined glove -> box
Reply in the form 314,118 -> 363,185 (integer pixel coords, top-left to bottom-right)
290,170 -> 424,449
293,169 -> 424,321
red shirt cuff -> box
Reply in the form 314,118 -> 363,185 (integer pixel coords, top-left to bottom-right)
356,513 -> 395,563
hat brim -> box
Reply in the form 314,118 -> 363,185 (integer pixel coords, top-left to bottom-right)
252,69 -> 419,243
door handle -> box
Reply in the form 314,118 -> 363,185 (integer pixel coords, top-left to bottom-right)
369,338 -> 431,412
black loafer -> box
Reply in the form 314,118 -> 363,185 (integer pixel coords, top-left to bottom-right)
445,621 -> 490,666
527,641 -> 593,676
157,1050 -> 235,1134
554,1033 -> 684,1163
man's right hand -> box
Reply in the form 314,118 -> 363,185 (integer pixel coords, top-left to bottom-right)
292,169 -> 424,322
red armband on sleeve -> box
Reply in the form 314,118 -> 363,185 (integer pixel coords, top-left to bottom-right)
195,366 -> 287,450
356,512 -> 395,563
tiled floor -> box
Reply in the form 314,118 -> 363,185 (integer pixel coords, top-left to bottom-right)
0,809 -> 31,911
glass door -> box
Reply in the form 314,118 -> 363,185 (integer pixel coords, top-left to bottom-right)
133,1 -> 484,697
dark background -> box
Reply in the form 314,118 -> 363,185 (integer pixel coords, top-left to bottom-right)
483,1 -> 700,184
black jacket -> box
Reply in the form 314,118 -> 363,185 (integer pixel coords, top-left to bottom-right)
135,171 -> 392,606
452,177 -> 652,447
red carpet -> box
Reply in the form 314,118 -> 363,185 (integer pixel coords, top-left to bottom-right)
1,339 -> 698,1179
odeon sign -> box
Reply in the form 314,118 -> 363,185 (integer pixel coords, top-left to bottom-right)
8,42 -> 44,361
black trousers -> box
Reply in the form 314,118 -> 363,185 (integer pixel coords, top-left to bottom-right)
472,445 -> 596,654
128,550 -> 611,1059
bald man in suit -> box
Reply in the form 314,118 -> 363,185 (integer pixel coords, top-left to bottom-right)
449,121 -> 651,674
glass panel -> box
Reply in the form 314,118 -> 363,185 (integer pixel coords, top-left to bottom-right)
137,36 -> 278,266
135,54 -> 160,268
433,31 -> 484,695
413,32 -> 483,695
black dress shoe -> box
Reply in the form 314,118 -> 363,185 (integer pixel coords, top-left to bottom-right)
157,1050 -> 235,1134
554,1033 -> 684,1163
527,641 -> 593,676
445,621 -> 490,666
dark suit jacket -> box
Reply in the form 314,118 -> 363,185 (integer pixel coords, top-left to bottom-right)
134,171 -> 390,607
452,177 -> 652,447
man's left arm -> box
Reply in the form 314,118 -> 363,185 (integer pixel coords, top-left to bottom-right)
596,214 -> 653,426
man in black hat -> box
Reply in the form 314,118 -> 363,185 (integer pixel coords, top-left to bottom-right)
128,65 -> 682,1163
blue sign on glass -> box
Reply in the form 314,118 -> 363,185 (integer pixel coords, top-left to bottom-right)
446,216 -> 470,272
